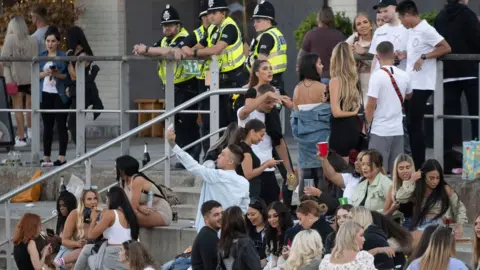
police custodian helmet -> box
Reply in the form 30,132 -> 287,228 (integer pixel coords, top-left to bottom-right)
252,0 -> 276,24
207,0 -> 229,12
161,4 -> 181,25
199,0 -> 209,18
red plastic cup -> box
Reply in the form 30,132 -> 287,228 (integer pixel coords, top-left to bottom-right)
317,142 -> 328,157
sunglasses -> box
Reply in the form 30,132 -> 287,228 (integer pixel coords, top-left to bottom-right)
84,185 -> 98,191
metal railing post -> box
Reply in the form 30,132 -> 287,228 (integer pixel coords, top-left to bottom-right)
434,61 -> 444,167
120,61 -> 130,155
209,56 -> 220,145
75,61 -> 86,158
164,61 -> 175,188
4,200 -> 11,270
85,158 -> 92,188
30,63 -> 40,165
478,63 -> 480,139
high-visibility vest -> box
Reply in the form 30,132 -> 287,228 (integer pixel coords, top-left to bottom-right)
210,17 -> 245,73
246,27 -> 287,74
194,24 -> 216,80
158,28 -> 195,84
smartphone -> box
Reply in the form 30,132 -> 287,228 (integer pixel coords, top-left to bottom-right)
46,228 -> 55,237
50,65 -> 58,70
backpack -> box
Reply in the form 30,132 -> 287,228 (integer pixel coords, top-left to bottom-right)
133,174 -> 180,206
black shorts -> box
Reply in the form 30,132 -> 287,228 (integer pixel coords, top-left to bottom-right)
18,84 -> 31,95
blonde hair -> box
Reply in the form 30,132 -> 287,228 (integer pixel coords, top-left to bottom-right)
75,189 -> 101,239
473,214 -> 480,268
330,42 -> 360,112
420,226 -> 456,270
5,16 -> 34,55
331,221 -> 363,259
351,207 -> 373,228
391,154 -> 415,201
285,230 -> 323,270
352,12 -> 376,34
124,241 -> 156,270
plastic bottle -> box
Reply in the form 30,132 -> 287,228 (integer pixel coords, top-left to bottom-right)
142,142 -> 151,167
60,176 -> 66,192
147,190 -> 154,208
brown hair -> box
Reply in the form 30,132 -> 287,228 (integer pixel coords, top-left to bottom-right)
296,200 -> 326,218
419,226 -> 456,270
123,241 -> 156,270
362,149 -> 384,171
317,7 -> 335,28
474,214 -> 480,268
257,83 -> 275,95
248,60 -> 270,88
334,204 -> 353,230
13,213 -> 41,245
31,4 -> 47,20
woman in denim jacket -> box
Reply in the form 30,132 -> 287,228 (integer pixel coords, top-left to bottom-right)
39,26 -> 69,166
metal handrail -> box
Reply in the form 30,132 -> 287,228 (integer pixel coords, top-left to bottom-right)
0,126 -> 227,248
0,88 -> 245,205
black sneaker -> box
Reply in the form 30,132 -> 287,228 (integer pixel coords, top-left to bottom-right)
53,160 -> 67,166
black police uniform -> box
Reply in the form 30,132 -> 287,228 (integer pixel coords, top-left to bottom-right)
157,5 -> 200,161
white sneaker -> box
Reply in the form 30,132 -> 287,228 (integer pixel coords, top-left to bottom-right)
27,129 -> 32,140
15,139 -> 27,148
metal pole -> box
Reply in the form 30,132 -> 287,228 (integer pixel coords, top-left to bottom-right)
75,61 -> 86,157
478,63 -> 480,139
210,56 -> 220,145
433,61 -> 444,167
164,61 -> 175,188
85,158 -> 91,188
30,63 -> 40,165
5,200 -> 11,270
120,61 -> 130,155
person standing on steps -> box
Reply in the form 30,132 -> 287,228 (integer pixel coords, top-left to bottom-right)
396,0 -> 452,170
167,127 -> 250,232
30,4 -> 49,54
134,4 -> 200,166
178,0 -> 215,158
181,0 -> 247,128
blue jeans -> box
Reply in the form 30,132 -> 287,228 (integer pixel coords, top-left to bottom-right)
321,78 -> 330,85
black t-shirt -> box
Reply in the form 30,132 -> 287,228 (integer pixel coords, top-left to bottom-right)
252,31 -> 275,55
14,242 -> 35,270
248,228 -> 266,260
191,226 -> 219,270
213,24 -> 238,46
153,36 -> 186,48
236,141 -> 261,177
179,33 -> 198,48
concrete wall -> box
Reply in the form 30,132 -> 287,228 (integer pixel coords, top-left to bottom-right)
75,0 -> 126,135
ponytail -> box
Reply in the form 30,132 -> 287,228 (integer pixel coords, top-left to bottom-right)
234,127 -> 248,145
235,119 -> 266,144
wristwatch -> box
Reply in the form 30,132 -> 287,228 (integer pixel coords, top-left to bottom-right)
421,54 -> 427,60
145,46 -> 150,54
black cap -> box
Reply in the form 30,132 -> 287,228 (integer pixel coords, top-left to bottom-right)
199,0 -> 209,18
207,0 -> 229,12
161,4 -> 181,25
252,0 -> 276,24
373,0 -> 397,10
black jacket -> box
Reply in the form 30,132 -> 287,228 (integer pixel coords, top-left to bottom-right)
363,225 -> 394,270
434,2 -> 480,78
217,237 -> 261,270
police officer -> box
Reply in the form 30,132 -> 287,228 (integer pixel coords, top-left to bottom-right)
133,5 -> 200,164
181,0 -> 247,128
246,0 -> 287,94
178,1 -> 216,155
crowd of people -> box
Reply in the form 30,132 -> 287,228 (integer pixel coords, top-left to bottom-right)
8,0 -> 480,269
2,4 -> 103,163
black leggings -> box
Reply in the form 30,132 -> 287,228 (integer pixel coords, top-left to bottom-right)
259,171 -> 280,207
41,92 -> 68,157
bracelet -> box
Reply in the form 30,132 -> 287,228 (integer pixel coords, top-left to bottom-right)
193,48 -> 198,58
145,46 -> 150,54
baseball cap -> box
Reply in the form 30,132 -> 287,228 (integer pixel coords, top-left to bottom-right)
373,0 -> 397,10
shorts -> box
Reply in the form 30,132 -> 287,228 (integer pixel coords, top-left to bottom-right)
416,217 -> 443,231
18,84 -> 31,95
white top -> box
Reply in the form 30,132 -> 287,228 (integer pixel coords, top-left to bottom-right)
319,251 -> 376,270
367,65 -> 412,136
340,173 -> 361,202
172,145 -> 250,232
406,20 -> 444,91
42,61 -> 58,94
102,210 -> 132,245
144,267 -> 155,270
32,26 -> 48,54
369,23 -> 410,71
237,106 -> 274,172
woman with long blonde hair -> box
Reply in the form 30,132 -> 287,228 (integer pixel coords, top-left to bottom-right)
319,220 -> 375,269
406,226 -> 467,270
1,16 -> 38,147
120,241 -> 156,270
328,42 -> 361,162
285,229 -> 323,270
383,154 -> 420,229
54,188 -> 100,268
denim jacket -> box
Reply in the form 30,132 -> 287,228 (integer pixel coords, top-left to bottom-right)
39,50 -> 68,104
291,104 -> 331,169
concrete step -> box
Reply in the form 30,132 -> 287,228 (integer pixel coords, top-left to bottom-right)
172,186 -> 201,205
172,204 -> 197,220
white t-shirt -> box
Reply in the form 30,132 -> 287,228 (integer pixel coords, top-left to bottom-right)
237,106 -> 274,172
368,65 -> 412,137
406,20 -> 444,91
341,173 -> 361,201
369,23 -> 409,71
42,61 -> 58,94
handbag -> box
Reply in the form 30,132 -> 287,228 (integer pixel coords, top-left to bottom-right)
6,82 -> 18,96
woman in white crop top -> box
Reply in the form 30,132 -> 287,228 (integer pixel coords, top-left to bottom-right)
74,187 -> 139,270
